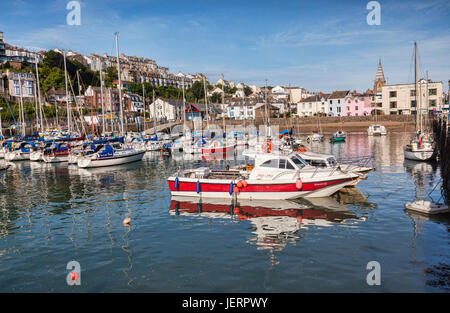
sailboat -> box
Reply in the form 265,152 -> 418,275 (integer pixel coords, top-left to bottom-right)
77,32 -> 145,168
330,116 -> 346,143
404,42 -> 436,161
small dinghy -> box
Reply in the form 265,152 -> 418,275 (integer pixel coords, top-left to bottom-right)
404,200 -> 449,215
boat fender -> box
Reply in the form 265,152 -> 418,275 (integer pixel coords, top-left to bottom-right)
296,179 -> 303,190
229,182 -> 234,195
233,207 -> 239,215
233,187 -> 240,194
174,177 -> 179,190
297,148 -> 307,153
196,181 -> 201,194
242,180 -> 248,188
237,181 -> 243,189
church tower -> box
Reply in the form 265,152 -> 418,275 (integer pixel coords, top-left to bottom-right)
373,59 -> 386,94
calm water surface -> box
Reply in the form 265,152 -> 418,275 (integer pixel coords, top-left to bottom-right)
0,132 -> 449,292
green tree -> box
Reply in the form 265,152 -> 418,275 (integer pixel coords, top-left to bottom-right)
244,86 -> 253,97
104,67 -> 118,87
210,92 -> 222,104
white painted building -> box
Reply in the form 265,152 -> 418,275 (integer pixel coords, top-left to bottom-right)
149,98 -> 185,122
381,79 -> 444,115
297,94 -> 329,117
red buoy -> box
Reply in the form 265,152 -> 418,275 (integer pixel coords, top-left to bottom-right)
70,272 -> 78,281
242,180 -> 248,188
237,181 -> 243,189
233,187 -> 240,194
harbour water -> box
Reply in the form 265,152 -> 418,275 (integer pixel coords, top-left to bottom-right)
0,132 -> 448,292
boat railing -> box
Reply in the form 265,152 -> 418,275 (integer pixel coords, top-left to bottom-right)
338,155 -> 373,171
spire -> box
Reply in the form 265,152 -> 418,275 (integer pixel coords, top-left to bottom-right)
373,59 -> 386,93
375,59 -> 385,82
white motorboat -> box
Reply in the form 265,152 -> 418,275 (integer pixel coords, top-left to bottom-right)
306,133 -> 324,143
168,152 -> 359,200
367,124 -> 387,136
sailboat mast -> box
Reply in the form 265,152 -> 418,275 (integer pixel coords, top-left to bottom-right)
203,77 -> 209,128
35,54 -> 44,131
100,70 -> 106,135
63,50 -> 71,133
182,77 -> 186,128
18,74 -> 25,136
141,76 -> 146,132
425,70 -> 429,131
115,32 -> 124,136
414,41 -> 417,133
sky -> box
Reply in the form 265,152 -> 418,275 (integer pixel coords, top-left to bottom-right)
1,0 -> 449,92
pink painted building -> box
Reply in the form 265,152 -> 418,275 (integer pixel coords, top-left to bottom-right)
343,92 -> 373,116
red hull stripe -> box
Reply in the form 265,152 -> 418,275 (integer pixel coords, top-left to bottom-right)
202,146 -> 234,154
168,178 -> 352,193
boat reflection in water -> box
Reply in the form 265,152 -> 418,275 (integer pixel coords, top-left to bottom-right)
170,188 -> 370,264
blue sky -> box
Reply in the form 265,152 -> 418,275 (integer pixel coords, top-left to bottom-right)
1,0 -> 449,92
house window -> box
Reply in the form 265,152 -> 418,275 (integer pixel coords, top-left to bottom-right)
429,99 -> 436,107
390,102 -> 397,109
429,88 -> 437,96
347,106 -> 350,111
390,91 -> 397,98
411,100 -> 416,107
337,107 -> 341,113
355,106 -> 359,111
14,80 -> 20,95
338,100 -> 340,104
410,90 -> 416,97
26,81 -> 33,95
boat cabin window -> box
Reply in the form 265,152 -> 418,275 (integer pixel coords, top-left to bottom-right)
309,159 -> 327,167
286,160 -> 295,170
291,155 -> 308,169
327,157 -> 337,167
260,159 -> 279,168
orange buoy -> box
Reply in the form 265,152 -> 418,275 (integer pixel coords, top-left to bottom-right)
123,217 -> 131,226
233,187 -> 240,194
242,180 -> 248,188
237,181 -> 243,188
233,208 -> 239,215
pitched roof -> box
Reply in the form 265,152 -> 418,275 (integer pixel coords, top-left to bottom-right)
328,90 -> 350,99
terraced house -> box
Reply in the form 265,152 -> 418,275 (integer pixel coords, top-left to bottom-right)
297,93 -> 329,117
327,90 -> 350,117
